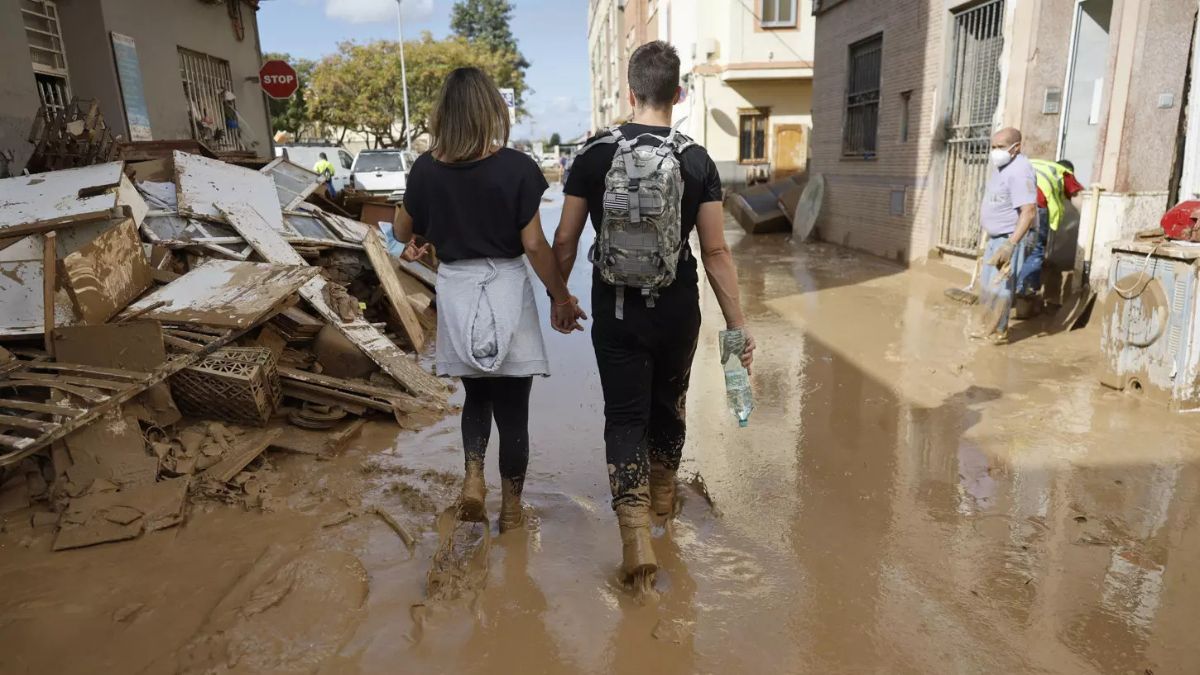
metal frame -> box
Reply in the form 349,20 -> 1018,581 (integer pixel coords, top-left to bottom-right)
842,33 -> 883,158
177,47 -> 243,152
936,0 -> 1007,255
21,0 -> 72,117
760,0 -> 799,28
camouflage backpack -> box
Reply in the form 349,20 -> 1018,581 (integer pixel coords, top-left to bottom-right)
579,121 -> 693,318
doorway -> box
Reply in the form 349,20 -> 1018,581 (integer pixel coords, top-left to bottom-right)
1057,0 -> 1114,184
773,124 -> 807,179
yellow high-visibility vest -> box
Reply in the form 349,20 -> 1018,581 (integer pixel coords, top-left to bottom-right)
313,159 -> 335,180
1030,159 -> 1070,231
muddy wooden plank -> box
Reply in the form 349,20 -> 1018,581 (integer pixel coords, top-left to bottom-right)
397,258 -> 437,288
42,231 -> 56,354
364,228 -> 424,352
0,163 -> 126,239
0,398 -> 86,417
202,429 -> 281,483
281,381 -> 385,415
6,372 -> 131,391
0,328 -> 241,468
261,157 -> 322,211
175,151 -> 281,223
52,322 -> 166,373
118,259 -> 316,329
395,265 -> 433,314
53,476 -> 189,551
60,219 -> 152,324
270,418 -> 366,456
0,434 -> 33,451
64,411 -> 158,490
0,248 -> 81,337
0,378 -> 109,403
221,204 -> 445,401
278,366 -> 415,401
0,414 -> 56,433
27,362 -> 150,381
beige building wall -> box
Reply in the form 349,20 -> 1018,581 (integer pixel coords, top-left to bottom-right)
0,1 -> 43,175
587,0 -> 625,131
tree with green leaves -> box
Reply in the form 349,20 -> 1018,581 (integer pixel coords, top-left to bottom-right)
308,35 -> 528,148
450,0 -> 530,110
548,132 -> 562,146
263,52 -> 317,140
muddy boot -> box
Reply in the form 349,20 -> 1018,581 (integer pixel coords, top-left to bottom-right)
615,503 -> 657,581
458,461 -> 486,522
498,478 -> 525,533
649,462 -> 678,518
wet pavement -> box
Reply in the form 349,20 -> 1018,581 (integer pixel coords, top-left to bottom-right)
2,192 -> 1200,674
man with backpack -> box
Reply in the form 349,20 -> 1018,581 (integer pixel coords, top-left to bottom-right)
553,41 -> 755,586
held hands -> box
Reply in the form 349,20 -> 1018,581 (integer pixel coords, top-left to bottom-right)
400,242 -> 430,262
551,296 -> 588,334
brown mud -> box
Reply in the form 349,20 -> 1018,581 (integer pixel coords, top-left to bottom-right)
2,195 -> 1199,673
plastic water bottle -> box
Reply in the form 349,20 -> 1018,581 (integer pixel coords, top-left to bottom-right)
720,328 -> 753,427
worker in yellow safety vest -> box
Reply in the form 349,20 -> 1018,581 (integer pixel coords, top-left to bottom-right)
1015,158 -> 1084,301
313,152 -> 337,197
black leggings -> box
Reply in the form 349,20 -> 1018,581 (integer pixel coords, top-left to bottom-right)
460,377 -> 533,488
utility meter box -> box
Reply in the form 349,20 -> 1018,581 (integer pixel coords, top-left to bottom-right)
1099,240 -> 1200,410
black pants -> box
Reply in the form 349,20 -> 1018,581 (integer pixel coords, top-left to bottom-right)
591,282 -> 701,509
461,377 -> 533,490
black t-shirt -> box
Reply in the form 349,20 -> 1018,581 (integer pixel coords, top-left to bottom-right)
564,123 -> 723,291
405,148 -> 549,262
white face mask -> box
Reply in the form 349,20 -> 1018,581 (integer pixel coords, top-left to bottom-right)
990,143 -> 1016,168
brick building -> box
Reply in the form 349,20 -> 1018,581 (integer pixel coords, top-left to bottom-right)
811,0 -> 1199,278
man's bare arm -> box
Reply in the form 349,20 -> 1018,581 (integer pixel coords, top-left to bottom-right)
695,201 -> 755,370
553,195 -> 589,282
1010,203 -> 1036,244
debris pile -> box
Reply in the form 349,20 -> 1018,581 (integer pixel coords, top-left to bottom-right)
0,146 -> 449,550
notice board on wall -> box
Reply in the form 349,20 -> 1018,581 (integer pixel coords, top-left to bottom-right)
110,32 -> 153,141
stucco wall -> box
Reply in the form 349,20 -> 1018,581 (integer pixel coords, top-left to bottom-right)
1112,0 -> 1193,194
1014,0 -> 1077,162
56,0 -> 125,141
0,2 -> 43,175
702,78 -> 812,186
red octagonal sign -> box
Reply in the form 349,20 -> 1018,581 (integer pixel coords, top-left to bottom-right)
259,60 -> 298,99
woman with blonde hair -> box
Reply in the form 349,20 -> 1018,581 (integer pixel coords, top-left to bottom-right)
392,67 -> 585,531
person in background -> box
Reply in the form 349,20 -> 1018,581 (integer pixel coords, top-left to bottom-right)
1015,158 -> 1084,313
975,127 -> 1038,343
390,67 -> 586,533
313,152 -> 337,197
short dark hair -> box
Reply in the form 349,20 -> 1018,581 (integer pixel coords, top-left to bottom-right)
628,41 -> 680,109
319,152 -> 328,159
1058,159 -> 1075,172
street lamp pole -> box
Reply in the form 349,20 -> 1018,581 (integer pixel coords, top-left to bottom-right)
395,0 -> 413,150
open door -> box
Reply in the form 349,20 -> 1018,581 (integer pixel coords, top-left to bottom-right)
1057,0 -> 1114,185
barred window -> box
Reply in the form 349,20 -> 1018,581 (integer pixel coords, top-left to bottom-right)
178,47 -> 244,152
843,34 -> 883,157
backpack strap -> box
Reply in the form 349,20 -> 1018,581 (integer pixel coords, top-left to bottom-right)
576,126 -> 621,156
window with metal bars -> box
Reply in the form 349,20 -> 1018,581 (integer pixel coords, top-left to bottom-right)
739,110 -> 768,163
21,0 -> 72,116
761,0 -> 797,28
843,34 -> 882,157
178,47 -> 244,152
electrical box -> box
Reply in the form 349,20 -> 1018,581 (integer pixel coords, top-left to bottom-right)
1099,240 -> 1200,410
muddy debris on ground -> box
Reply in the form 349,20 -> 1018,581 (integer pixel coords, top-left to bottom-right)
0,144 -> 452,551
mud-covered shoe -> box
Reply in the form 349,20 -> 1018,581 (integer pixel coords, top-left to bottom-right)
648,462 -> 678,518
458,462 -> 486,522
615,503 -> 657,581
499,477 -> 525,533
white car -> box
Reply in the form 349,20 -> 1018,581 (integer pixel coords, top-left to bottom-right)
350,149 -> 409,202
275,144 -> 354,192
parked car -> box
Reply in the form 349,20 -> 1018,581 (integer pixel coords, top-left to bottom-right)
275,143 -> 355,192
350,149 -> 410,202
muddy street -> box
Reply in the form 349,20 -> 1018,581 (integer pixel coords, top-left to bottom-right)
2,192 -> 1199,674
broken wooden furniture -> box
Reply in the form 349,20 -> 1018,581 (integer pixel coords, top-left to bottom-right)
0,328 -> 239,467
25,98 -> 120,174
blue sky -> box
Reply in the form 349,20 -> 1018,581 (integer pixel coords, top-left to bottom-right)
257,0 -> 590,141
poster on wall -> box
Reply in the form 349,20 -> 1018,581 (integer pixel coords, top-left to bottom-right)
110,32 -> 153,141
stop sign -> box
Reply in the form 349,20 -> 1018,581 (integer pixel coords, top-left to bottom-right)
259,60 -> 298,99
